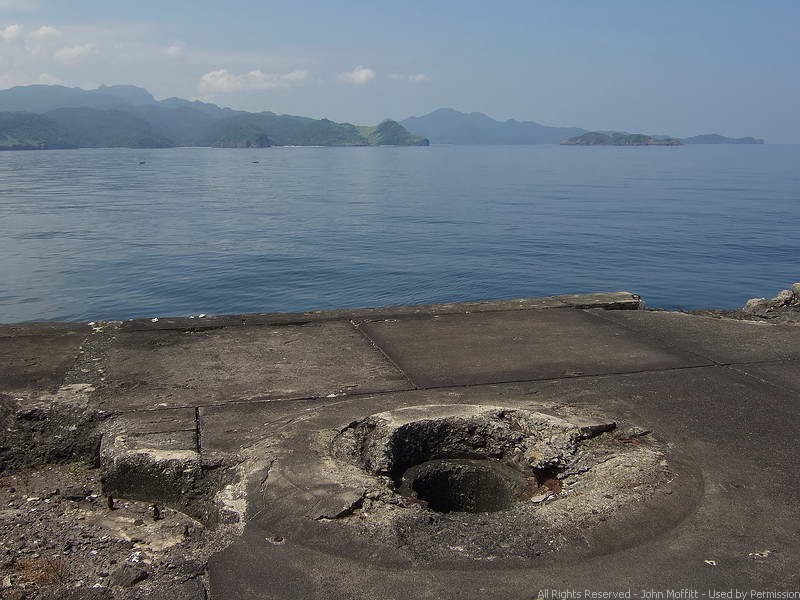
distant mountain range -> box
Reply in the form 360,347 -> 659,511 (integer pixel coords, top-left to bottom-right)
0,85 -> 765,150
0,84 -> 429,149
401,108 -> 765,145
401,108 -> 585,145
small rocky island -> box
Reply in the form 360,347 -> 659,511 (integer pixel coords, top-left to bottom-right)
682,133 -> 764,144
561,132 -> 683,146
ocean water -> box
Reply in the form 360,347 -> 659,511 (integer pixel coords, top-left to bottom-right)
0,144 -> 798,323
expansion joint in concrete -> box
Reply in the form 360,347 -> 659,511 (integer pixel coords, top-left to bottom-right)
725,362 -> 800,396
349,319 -> 419,390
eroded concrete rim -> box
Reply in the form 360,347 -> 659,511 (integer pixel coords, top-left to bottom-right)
242,398 -> 703,569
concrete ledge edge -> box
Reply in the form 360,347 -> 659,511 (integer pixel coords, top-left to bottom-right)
115,291 -> 643,333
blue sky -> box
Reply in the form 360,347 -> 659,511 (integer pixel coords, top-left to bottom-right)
1,0 -> 799,141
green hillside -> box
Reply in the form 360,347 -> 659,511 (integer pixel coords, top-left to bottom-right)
130,105 -> 228,146
0,85 -> 429,149
200,113 -> 357,147
203,114 -> 427,147
0,108 -> 172,149
0,112 -> 76,149
45,108 -> 174,148
359,119 -> 430,146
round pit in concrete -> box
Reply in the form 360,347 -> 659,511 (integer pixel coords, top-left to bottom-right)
252,402 -> 699,565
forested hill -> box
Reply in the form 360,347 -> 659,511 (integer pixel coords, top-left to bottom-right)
0,84 -> 428,149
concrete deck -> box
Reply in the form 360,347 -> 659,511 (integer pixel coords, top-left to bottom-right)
2,292 -> 799,598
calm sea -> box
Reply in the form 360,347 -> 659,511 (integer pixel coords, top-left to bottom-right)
1,144 -> 798,323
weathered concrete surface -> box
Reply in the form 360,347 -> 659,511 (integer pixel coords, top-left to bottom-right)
119,296 -> 570,332
358,309 -> 710,387
2,291 -> 800,599
259,402 -> 680,563
112,407 -> 197,435
90,321 -> 412,410
207,365 -> 799,598
592,309 -> 800,363
0,324 -> 88,392
732,361 -> 800,394
118,291 -> 642,334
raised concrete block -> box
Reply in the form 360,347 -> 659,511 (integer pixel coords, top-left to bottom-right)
100,429 -> 201,507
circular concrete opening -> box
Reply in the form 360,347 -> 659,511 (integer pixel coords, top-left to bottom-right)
270,404 -> 686,563
397,459 -> 521,513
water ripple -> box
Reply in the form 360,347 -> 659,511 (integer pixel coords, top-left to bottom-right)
0,145 -> 798,322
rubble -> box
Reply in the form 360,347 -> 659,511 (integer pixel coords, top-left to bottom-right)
0,463 -> 218,599
742,283 -> 800,322
0,385 -> 107,472
693,282 -> 800,323
0,389 -> 241,599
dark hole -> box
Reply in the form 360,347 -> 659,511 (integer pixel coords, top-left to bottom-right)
399,459 -> 519,513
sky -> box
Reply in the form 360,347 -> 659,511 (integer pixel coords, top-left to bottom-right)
1,0 -> 799,142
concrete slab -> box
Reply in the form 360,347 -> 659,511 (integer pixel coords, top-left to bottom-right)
358,308 -> 710,387
0,322 -> 90,337
520,367 -> 799,480
199,398 -> 331,454
6,295 -> 800,599
0,332 -> 87,393
733,361 -> 800,394
208,365 -> 800,598
91,321 -> 411,410
112,407 -> 197,434
120,429 -> 198,453
592,310 -> 800,364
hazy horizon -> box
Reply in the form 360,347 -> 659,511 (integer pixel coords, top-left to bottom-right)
1,1 -> 799,142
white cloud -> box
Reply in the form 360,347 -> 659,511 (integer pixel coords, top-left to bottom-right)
36,72 -> 63,85
280,70 -> 309,83
338,65 -> 375,85
163,42 -> 185,58
24,25 -> 61,56
198,68 -> 310,93
53,43 -> 94,64
28,25 -> 60,41
0,71 -> 64,88
0,23 -> 23,42
390,72 -> 430,83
